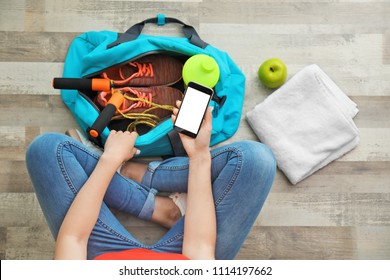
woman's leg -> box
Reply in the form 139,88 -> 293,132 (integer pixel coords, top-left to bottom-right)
141,140 -> 277,259
25,133 -> 162,259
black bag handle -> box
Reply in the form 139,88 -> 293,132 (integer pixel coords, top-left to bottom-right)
167,130 -> 187,157
107,14 -> 208,49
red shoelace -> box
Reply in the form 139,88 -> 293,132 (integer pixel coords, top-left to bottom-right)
101,62 -> 154,86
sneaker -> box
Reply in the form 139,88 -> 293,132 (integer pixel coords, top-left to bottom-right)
101,54 -> 183,87
95,86 -> 183,129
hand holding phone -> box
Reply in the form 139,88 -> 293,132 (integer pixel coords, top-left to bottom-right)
172,81 -> 214,158
172,100 -> 213,158
174,81 -> 214,138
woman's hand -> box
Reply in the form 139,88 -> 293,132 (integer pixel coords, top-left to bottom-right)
171,100 -> 213,159
102,130 -> 139,166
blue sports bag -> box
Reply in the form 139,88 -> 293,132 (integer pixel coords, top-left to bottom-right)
60,15 -> 245,157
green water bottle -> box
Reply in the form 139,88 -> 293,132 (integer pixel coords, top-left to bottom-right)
182,54 -> 220,88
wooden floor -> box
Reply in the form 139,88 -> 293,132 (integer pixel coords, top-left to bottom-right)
0,0 -> 389,260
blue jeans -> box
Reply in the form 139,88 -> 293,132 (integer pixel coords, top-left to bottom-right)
26,133 -> 276,259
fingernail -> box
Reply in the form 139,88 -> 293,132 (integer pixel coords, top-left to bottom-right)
135,149 -> 141,155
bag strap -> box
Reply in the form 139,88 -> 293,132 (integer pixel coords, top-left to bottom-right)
167,130 -> 187,157
107,14 -> 208,49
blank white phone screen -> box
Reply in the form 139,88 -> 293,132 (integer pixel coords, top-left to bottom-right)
175,86 -> 211,134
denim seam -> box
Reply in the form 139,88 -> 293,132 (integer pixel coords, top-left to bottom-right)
150,158 -> 188,171
96,219 -> 144,247
56,141 -> 100,194
212,147 -> 243,207
57,142 -> 79,194
152,165 -> 188,171
148,232 -> 184,250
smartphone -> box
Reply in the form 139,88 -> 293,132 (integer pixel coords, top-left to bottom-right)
174,81 -> 214,138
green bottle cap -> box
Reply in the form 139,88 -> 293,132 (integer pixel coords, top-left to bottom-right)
182,54 -> 220,88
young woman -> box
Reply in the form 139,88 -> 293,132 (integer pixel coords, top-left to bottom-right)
26,102 -> 276,260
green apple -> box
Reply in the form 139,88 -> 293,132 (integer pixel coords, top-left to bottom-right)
258,58 -> 287,89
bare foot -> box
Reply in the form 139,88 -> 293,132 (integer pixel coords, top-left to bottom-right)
151,196 -> 182,229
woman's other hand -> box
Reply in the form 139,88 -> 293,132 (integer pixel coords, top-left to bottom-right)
102,130 -> 139,166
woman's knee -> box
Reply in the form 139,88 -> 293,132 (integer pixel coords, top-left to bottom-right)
232,140 -> 277,187
239,141 -> 276,169
26,133 -> 69,166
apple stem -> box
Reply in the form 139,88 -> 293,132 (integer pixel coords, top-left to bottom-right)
270,67 -> 274,72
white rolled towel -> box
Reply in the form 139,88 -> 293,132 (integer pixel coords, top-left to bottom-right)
246,64 -> 359,184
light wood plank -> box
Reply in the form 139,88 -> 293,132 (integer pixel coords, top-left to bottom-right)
200,21 -> 388,35
0,0 -> 200,32
0,193 -> 47,227
0,160 -> 33,193
0,227 -> 6,260
24,0 -> 45,32
272,161 -> 390,193
350,97 -> 390,128
341,128 -> 390,161
236,226 -> 357,260
0,94 -> 65,108
355,226 -> 390,259
0,127 -> 25,147
25,126 -> 42,149
0,32 -> 78,62
0,147 -> 28,161
5,226 -> 54,260
200,2 -> 390,27
0,62 -> 63,95
259,193 -> 390,227
384,32 -> 390,65
205,0 -> 388,3
0,0 -> 25,31
43,1 -> 200,33
0,108 -> 77,128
